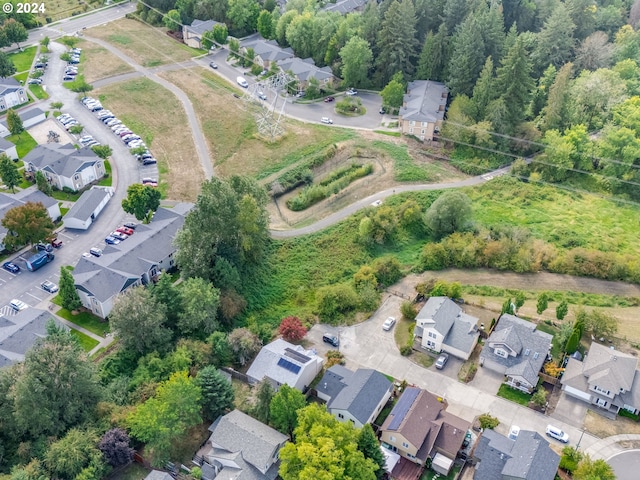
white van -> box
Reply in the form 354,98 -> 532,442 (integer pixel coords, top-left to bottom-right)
236,76 -> 248,88
89,247 -> 103,257
545,424 -> 569,443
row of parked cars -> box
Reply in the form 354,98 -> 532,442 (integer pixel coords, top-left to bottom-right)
103,223 -> 137,247
28,56 -> 49,85
63,48 -> 81,82
82,97 -> 157,167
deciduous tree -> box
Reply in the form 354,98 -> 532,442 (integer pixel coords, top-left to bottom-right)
270,384 -> 306,439
196,366 -> 234,421
226,0 -> 260,37
0,51 -> 16,78
2,19 -> 28,50
59,266 -> 82,311
425,191 -> 472,239
163,9 -> 182,31
252,379 -> 274,424
536,292 -> 549,315
177,277 -> 220,337
1,201 -> 54,250
98,428 -> 134,468
556,300 -> 569,320
380,74 -> 405,109
574,455 -> 616,480
358,424 -> 386,479
339,36 -> 373,88
122,183 -> 162,222
212,23 -> 229,44
228,327 -> 261,366
278,316 -> 307,342
45,428 -> 107,480
91,144 -> 112,159
6,109 -> 23,136
0,153 -> 20,192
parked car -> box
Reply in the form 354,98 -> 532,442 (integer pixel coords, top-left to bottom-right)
346,88 -> 358,96
209,62 -> 218,69
322,333 -> 339,347
51,238 -> 63,248
36,242 -> 53,253
9,299 -> 28,311
3,261 -> 20,273
320,117 -> 333,124
545,425 -> 569,443
63,75 -> 75,81
123,222 -> 137,230
257,91 -> 267,101
111,231 -> 128,241
104,236 -> 121,245
324,96 -> 335,102
27,78 -> 42,85
116,226 -> 134,236
435,353 -> 449,370
382,317 -> 396,331
89,247 -> 103,257
295,91 -> 305,98
142,178 -> 158,187
142,158 -> 157,165
41,280 -> 59,293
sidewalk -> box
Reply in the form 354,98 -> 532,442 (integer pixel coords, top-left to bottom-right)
584,434 -> 640,460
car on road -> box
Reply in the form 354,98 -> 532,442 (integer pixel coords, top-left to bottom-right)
322,333 -> 340,347
209,61 -> 218,69
324,96 -> 335,102
346,88 -> 358,96
545,425 -> 569,443
257,91 -> 267,101
28,78 -> 43,85
3,261 -> 20,273
104,236 -> 121,245
9,299 -> 28,311
41,280 -> 59,293
382,317 -> 396,331
321,117 -> 333,124
435,352 -> 449,370
371,200 -> 383,207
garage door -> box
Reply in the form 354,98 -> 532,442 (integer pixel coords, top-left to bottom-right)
563,385 -> 592,402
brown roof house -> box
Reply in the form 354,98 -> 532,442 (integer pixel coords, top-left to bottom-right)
380,387 -> 470,476
561,342 -> 640,415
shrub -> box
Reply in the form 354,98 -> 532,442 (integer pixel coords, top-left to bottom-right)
400,345 -> 412,356
278,316 -> 307,342
316,283 -> 360,323
559,446 -> 583,473
400,301 -> 417,321
531,388 -> 547,408
478,413 -> 499,429
372,256 -> 402,287
326,350 -> 345,367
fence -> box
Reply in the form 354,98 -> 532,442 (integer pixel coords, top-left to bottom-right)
220,366 -> 250,384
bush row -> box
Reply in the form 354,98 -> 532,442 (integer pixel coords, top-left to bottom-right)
269,144 -> 338,196
287,164 -> 373,211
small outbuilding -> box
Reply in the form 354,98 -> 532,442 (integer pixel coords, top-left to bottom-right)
63,186 -> 113,230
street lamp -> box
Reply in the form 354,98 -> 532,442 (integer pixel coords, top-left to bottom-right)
575,429 -> 585,452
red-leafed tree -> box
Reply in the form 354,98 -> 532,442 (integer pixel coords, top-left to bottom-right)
278,316 -> 307,342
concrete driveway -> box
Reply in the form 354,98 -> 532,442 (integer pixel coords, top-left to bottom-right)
551,391 -> 588,427
468,364 -> 505,395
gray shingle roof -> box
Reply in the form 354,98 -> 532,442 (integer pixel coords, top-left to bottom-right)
207,410 -> 287,476
324,0 -> 367,14
241,38 -> 294,63
316,364 -> 353,399
63,186 -> 112,222
185,19 -> 221,35
0,137 -> 14,150
416,297 -> 479,354
276,57 -> 334,82
400,80 -> 448,123
0,188 -> 58,239
144,471 -> 173,480
23,143 -> 100,179
474,429 -> 560,480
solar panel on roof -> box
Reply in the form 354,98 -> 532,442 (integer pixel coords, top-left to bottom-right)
277,357 -> 301,374
284,347 -> 311,364
387,387 -> 420,430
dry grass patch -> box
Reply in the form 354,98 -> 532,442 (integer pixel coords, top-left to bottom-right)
94,78 -> 203,201
87,18 -> 201,67
584,409 -> 640,438
75,39 -> 135,84
159,68 -> 355,178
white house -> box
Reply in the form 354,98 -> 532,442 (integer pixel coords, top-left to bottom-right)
413,296 -> 480,360
246,338 -> 324,392
0,137 -> 17,160
63,186 -> 114,230
0,107 -> 46,139
0,78 -> 28,112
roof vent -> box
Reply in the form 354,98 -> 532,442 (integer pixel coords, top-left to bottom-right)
613,356 -> 617,361
533,352 -> 539,359
524,349 -> 530,356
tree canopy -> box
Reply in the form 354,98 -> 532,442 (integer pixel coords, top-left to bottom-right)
0,153 -> 20,192
424,191 -> 472,239
1,201 -> 55,250
270,384 -> 306,439
122,184 -> 162,222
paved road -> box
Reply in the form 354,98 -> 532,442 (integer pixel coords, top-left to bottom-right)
608,449 -> 640,479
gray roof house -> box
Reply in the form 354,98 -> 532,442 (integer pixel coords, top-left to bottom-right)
276,57 -> 334,86
246,338 -> 324,392
316,365 -> 393,428
0,137 -> 17,159
0,107 -> 46,133
23,143 -> 105,192
183,19 -> 223,49
201,409 -> 288,480
0,188 -> 60,250
561,342 -> 640,415
0,308 -> 66,368
73,204 -> 193,319
324,0 -> 368,14
241,38 -> 294,68
63,186 -> 114,230
414,296 -> 480,360
473,428 -> 560,480
0,77 -> 28,112
480,314 -> 552,393
399,80 -> 448,142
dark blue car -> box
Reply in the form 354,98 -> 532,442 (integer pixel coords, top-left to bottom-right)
3,261 -> 20,273
104,236 -> 120,245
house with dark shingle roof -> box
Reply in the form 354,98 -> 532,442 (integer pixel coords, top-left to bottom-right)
0,77 -> 28,112
241,38 -> 294,70
183,19 -> 223,48
380,387 -> 470,475
200,409 -> 288,480
246,338 -> 324,392
561,342 -> 640,415
23,143 -> 105,192
63,186 -> 113,230
0,137 -> 17,159
399,80 -> 448,142
74,204 -> 192,318
414,296 -> 480,360
324,0 -> 368,14
0,308 -> 66,368
0,107 -> 46,134
276,57 -> 335,87
316,365 -> 393,428
480,314 -> 552,393
472,428 -> 560,480
0,188 -> 60,250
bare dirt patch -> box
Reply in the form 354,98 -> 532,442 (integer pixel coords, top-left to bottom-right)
76,39 -> 135,84
87,18 -> 200,67
28,118 -> 75,145
94,78 -> 203,201
584,409 -> 640,438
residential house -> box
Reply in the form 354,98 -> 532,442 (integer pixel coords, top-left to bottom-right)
324,0 -> 369,14
380,387 -> 470,476
472,428 -> 560,480
561,342 -> 640,415
73,204 -> 193,318
0,188 -> 61,250
183,19 -> 222,49
0,107 -> 46,135
23,143 -> 105,192
399,80 -> 448,142
241,38 -> 294,70
316,365 -> 393,428
247,338 -> 323,392
0,137 -> 17,160
276,57 -> 335,88
413,296 -> 480,360
0,308 -> 66,368
200,409 -> 288,480
480,314 -> 552,393
63,186 -> 114,230
0,78 -> 28,112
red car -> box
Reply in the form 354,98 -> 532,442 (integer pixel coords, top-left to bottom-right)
116,226 -> 134,236
51,238 -> 63,248
324,96 -> 335,102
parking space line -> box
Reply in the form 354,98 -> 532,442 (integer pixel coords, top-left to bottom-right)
25,292 -> 42,302
58,231 -> 75,240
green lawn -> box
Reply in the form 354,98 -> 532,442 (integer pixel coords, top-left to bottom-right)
97,160 -> 113,186
28,84 -> 49,100
70,329 -> 99,351
55,307 -> 110,337
421,464 -> 461,480
497,384 -> 531,406
7,132 -> 37,158
372,140 -> 435,182
108,462 -> 150,480
13,72 -> 28,84
60,207 -> 69,216
9,46 -> 37,72
51,189 -> 81,201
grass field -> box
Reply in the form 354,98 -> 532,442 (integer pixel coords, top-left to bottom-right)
9,46 -> 37,72
75,39 -> 135,84
7,132 -> 37,158
88,18 -> 202,67
55,307 -> 110,336
95,78 -> 203,201
70,329 -> 99,351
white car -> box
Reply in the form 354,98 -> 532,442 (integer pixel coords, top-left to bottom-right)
321,117 -> 333,124
9,299 -> 28,311
546,424 -> 569,443
382,317 -> 396,331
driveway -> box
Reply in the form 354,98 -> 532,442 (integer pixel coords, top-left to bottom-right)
468,364 -> 505,395
551,391 -> 588,427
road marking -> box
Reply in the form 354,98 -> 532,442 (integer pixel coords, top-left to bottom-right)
58,231 -> 74,240
25,292 -> 42,302
0,305 -> 15,316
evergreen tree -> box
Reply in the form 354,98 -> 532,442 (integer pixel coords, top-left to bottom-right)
0,153 -> 20,193
442,0 -> 468,33
477,0 -> 506,63
252,379 -> 274,424
35,170 -> 52,195
530,64 -> 557,119
447,16 -> 486,96
540,62 -> 573,132
196,366 -> 234,421
358,424 -> 386,479
565,328 -> 580,354
532,4 -> 576,72
471,56 -> 497,121
416,24 -> 449,81
536,292 -> 549,315
375,0 -> 419,85
414,0 -> 445,42
59,267 -> 82,311
495,36 -> 534,131
556,300 -> 569,321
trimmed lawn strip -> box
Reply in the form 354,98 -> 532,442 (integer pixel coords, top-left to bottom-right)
9,46 -> 37,72
51,189 -> 81,201
7,131 -> 37,158
28,84 -> 49,100
497,384 -> 531,406
97,160 -> 113,186
70,329 -> 99,351
55,307 -> 110,336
